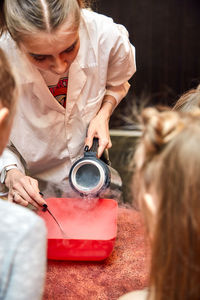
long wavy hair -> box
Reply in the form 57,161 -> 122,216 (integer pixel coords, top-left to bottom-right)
133,107 -> 200,300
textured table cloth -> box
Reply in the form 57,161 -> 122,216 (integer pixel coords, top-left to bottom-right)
43,206 -> 150,300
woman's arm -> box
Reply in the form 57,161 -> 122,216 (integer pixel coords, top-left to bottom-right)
0,143 -> 26,177
85,16 -> 136,157
0,144 -> 46,207
85,94 -> 116,157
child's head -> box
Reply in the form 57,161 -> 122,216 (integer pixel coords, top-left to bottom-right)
173,84 -> 200,112
0,48 -> 17,154
134,107 -> 200,299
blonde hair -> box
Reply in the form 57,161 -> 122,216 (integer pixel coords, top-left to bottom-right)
0,0 -> 90,42
173,84 -> 200,112
0,47 -> 17,117
134,107 -> 200,300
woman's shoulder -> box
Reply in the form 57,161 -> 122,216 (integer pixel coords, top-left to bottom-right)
81,9 -> 127,38
81,9 -> 114,27
81,9 -> 130,48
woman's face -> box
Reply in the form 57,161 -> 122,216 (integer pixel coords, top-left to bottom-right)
19,21 -> 80,75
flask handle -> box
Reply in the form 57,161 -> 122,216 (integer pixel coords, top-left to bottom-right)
84,138 -> 111,165
84,137 -> 99,157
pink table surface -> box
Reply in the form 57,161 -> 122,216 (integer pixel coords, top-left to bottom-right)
43,206 -> 150,300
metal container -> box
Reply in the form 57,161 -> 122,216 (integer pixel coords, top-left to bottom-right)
69,138 -> 122,197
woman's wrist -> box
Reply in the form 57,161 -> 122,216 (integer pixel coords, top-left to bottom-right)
1,165 -> 18,184
5,168 -> 22,187
99,95 -> 117,118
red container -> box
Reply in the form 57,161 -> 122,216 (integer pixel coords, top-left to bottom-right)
38,197 -> 118,261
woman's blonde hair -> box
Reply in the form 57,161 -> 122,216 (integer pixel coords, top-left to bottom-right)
0,0 -> 91,41
0,47 -> 17,117
134,107 -> 200,300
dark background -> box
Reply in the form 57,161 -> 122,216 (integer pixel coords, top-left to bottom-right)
94,0 -> 200,127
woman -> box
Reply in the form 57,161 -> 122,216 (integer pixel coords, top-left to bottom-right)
0,48 -> 46,300
0,0 -> 136,208
120,107 -> 200,299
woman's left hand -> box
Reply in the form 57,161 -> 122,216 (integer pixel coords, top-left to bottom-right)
85,95 -> 117,157
85,109 -> 112,158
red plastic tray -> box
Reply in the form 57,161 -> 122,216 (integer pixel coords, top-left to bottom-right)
38,197 -> 118,261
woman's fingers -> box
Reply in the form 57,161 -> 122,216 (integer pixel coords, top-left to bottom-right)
97,137 -> 112,157
85,133 -> 94,150
30,177 -> 40,191
8,177 -> 45,207
8,191 -> 14,203
85,110 -> 113,157
97,140 -> 108,158
29,178 -> 46,205
9,189 -> 40,209
22,178 -> 46,207
8,190 -> 29,207
107,137 -> 112,148
12,193 -> 29,207
10,183 -> 40,209
85,135 -> 111,158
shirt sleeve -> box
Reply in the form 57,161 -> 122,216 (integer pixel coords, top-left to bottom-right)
105,24 -> 136,105
0,143 -> 25,176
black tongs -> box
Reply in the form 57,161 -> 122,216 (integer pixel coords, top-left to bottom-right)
40,192 -> 67,237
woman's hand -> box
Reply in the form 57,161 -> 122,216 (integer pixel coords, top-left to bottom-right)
85,95 -> 116,157
5,169 -> 46,208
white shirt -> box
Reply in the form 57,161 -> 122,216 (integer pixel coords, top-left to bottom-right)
0,9 -> 136,184
0,200 -> 46,300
